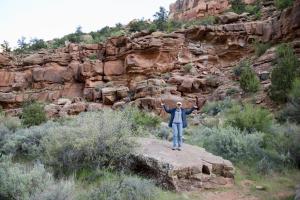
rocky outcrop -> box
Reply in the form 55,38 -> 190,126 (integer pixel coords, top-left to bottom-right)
130,138 -> 234,191
1,0 -> 300,115
169,0 -> 230,21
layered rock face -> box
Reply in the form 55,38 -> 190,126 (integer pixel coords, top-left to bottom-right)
130,138 -> 234,191
169,0 -> 230,21
0,0 -> 300,116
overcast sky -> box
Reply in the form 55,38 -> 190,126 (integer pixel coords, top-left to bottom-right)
0,0 -> 175,48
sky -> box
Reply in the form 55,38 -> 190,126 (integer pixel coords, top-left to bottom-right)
0,0 -> 175,48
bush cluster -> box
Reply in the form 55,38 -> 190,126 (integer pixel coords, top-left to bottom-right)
278,78 -> 300,124
187,123 -> 298,174
0,156 -> 75,200
239,66 -> 260,93
233,60 -> 250,77
254,41 -> 271,57
275,0 -> 294,10
21,101 -> 47,127
225,103 -> 273,133
86,176 -> 158,200
229,0 -> 247,14
270,43 -> 299,102
1,110 -> 136,176
14,37 -> 48,54
128,107 -> 162,128
201,98 -> 235,116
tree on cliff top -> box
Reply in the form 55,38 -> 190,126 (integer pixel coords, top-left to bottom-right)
0,41 -> 11,52
153,7 -> 168,31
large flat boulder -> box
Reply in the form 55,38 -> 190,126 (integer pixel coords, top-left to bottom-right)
130,138 -> 235,191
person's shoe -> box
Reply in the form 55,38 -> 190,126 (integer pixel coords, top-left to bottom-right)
177,147 -> 182,151
172,147 -> 177,150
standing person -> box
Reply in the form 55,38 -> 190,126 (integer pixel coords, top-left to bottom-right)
161,100 -> 198,151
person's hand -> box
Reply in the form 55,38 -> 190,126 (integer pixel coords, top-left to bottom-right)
160,98 -> 165,106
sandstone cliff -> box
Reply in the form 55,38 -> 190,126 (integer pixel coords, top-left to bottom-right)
0,0 -> 300,117
169,0 -> 230,21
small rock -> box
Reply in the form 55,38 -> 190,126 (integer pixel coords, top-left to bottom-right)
255,185 -> 266,190
57,98 -> 72,105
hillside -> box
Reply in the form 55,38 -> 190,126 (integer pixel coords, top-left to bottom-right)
0,0 -> 300,199
0,0 -> 299,117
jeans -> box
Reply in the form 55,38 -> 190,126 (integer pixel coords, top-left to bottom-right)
172,123 -> 183,148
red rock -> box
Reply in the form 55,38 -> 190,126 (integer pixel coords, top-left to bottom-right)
23,54 -> 44,65
0,71 -> 15,87
104,60 -> 125,76
86,103 -> 103,111
178,78 -> 194,92
0,54 -> 10,66
44,52 -> 71,66
61,83 -> 84,98
217,12 -> 240,24
62,102 -> 87,115
101,87 -> 117,105
82,44 -> 101,50
169,0 -> 230,21
45,104 -> 61,118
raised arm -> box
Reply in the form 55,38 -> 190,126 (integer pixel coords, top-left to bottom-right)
185,106 -> 198,115
162,104 -> 172,113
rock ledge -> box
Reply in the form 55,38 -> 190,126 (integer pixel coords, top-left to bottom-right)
130,138 -> 235,191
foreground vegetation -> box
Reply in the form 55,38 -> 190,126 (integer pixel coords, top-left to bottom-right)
0,96 -> 299,199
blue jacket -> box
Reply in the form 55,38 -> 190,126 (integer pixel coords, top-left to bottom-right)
163,105 -> 196,128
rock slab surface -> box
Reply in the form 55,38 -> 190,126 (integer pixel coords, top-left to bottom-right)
130,138 -> 235,191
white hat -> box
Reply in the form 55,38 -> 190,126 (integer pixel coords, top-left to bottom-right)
176,102 -> 182,105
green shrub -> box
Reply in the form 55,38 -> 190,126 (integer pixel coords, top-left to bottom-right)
225,103 -> 273,133
1,110 -> 137,174
128,19 -> 150,32
87,176 -> 158,200
89,54 -> 98,60
230,0 -> 246,14
275,0 -> 294,10
201,98 -> 235,116
262,123 -> 300,169
42,110 -> 135,175
270,43 -> 299,102
129,107 -> 162,128
233,60 -> 250,77
166,20 -> 183,33
21,101 -> 47,127
245,2 -> 261,19
187,126 -> 264,162
30,178 -> 75,200
186,124 -> 298,173
28,38 -> 48,51
0,116 -> 21,132
1,121 -> 59,159
240,67 -> 260,93
0,156 -> 74,200
205,75 -> 219,88
183,63 -> 193,73
226,87 -> 240,96
0,116 -> 21,151
254,41 -> 271,57
0,156 -> 47,200
90,25 -> 125,43
183,16 -> 216,28
278,78 -> 300,124
0,40 -> 11,52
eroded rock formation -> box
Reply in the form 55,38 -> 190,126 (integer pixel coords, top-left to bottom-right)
130,138 -> 235,191
169,0 -> 230,21
0,0 -> 300,116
